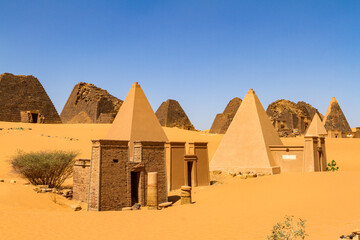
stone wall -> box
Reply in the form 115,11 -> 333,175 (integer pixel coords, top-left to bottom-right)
136,141 -> 168,205
88,140 -> 129,211
165,142 -> 186,191
73,159 -> 91,202
189,142 -> 210,187
0,73 -> 61,123
269,146 -> 305,173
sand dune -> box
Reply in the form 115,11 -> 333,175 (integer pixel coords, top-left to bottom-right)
1,121 -> 360,239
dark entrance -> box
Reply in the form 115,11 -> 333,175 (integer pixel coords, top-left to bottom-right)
131,172 -> 140,205
187,162 -> 193,187
31,113 -> 39,123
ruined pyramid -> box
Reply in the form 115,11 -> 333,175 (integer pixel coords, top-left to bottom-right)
306,113 -> 327,137
60,82 -> 123,123
323,97 -> 351,134
106,82 -> 168,152
210,89 -> 282,173
155,99 -> 195,130
210,97 -> 242,134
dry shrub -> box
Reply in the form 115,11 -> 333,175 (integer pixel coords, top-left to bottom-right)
11,150 -> 78,188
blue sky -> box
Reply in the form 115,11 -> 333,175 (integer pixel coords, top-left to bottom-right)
0,0 -> 359,129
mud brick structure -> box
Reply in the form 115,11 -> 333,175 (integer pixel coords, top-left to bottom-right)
73,82 -> 169,211
266,100 -> 322,136
323,97 -> 352,137
73,159 -> 91,202
155,99 -> 195,130
0,73 -> 61,123
74,140 -> 167,211
210,89 -> 327,174
60,82 -> 123,123
165,142 -> 209,191
210,97 -> 242,134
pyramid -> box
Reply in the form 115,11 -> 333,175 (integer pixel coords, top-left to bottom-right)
210,97 -> 242,134
106,82 -> 168,151
305,113 -> 327,137
323,97 -> 351,133
210,89 -> 282,173
155,99 -> 195,130
0,73 -> 61,123
61,82 -> 123,123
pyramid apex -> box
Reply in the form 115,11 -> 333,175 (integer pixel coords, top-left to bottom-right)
330,96 -> 338,104
248,89 -> 255,94
133,82 -> 140,88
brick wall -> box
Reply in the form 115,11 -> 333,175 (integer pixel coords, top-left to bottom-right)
73,159 -> 91,202
135,141 -> 167,205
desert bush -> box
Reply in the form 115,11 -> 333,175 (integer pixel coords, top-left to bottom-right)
326,160 -> 339,171
266,215 -> 307,240
11,150 -> 78,188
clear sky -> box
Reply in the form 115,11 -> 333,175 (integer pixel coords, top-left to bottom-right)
0,0 -> 359,130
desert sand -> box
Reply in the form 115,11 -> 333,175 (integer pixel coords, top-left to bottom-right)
1,122 -> 360,239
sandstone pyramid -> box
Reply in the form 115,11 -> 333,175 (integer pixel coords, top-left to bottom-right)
106,82 -> 168,152
0,73 -> 61,123
210,89 -> 282,173
60,82 -> 123,123
323,97 -> 351,133
155,99 -> 195,130
209,97 -> 242,134
305,113 -> 327,137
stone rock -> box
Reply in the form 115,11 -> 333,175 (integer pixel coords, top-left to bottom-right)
210,97 -> 242,134
239,175 -> 247,179
155,99 -> 195,131
0,179 -> 4,182
212,170 -> 222,175
10,180 -> 16,184
122,207 -> 133,211
37,185 -> 49,188
60,82 -> 123,124
158,202 -> 173,209
68,204 -> 82,211
132,203 -> 141,210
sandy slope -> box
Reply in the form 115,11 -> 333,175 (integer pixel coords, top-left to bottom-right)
1,122 -> 360,239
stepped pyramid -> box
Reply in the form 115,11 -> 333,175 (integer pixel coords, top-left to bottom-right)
210,89 -> 282,173
305,113 -> 327,137
155,99 -> 195,130
323,97 -> 351,133
106,82 -> 168,152
210,97 -> 242,134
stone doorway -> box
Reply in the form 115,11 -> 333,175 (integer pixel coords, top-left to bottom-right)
131,171 -> 140,205
31,113 -> 39,123
187,161 -> 193,187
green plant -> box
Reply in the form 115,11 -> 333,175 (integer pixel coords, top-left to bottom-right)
11,150 -> 78,188
266,215 -> 307,240
326,160 -> 339,171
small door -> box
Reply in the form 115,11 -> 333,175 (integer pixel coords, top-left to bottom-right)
187,162 -> 193,187
31,113 -> 39,123
131,172 -> 140,205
